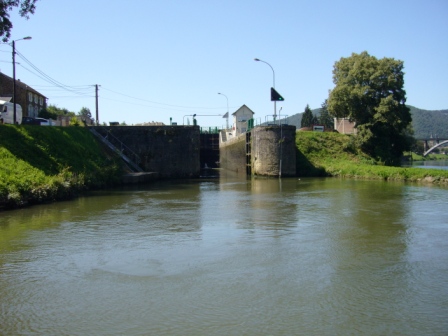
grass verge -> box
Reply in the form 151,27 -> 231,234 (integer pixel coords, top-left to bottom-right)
0,125 -> 121,209
295,131 -> 448,184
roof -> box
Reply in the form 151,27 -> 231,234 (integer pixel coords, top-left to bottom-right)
0,72 -> 47,98
231,104 -> 255,116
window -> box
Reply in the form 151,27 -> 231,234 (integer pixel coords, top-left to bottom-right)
28,92 -> 33,102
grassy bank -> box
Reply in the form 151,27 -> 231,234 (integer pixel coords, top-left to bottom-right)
2,126 -> 447,210
0,125 -> 121,209
296,131 -> 448,184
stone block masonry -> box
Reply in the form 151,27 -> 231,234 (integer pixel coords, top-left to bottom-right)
92,126 -> 200,178
219,125 -> 296,177
251,125 -> 296,176
219,133 -> 247,173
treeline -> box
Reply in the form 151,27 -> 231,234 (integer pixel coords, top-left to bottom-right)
409,106 -> 448,139
280,105 -> 448,140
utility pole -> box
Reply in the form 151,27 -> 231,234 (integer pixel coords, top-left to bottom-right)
95,84 -> 99,125
12,40 -> 16,124
11,37 -> 32,124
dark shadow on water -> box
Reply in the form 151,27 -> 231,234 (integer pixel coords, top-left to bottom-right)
199,168 -> 220,178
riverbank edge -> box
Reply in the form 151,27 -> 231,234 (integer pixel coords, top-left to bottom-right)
1,128 -> 448,211
295,131 -> 448,185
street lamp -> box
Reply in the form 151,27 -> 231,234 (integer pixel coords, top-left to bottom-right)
12,36 -> 32,124
218,92 -> 229,129
254,57 -> 277,122
183,114 -> 199,125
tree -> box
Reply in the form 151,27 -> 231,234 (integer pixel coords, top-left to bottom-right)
327,51 -> 412,165
318,99 -> 333,130
78,107 -> 93,123
0,0 -> 38,42
39,104 -> 75,119
301,104 -> 314,128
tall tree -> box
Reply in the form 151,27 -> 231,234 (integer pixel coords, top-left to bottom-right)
78,107 -> 93,123
318,99 -> 333,130
0,0 -> 38,42
301,104 -> 314,128
327,51 -> 412,165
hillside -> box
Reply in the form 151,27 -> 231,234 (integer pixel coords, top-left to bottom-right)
0,125 -> 121,209
408,106 -> 448,139
279,106 -> 448,138
295,131 -> 448,183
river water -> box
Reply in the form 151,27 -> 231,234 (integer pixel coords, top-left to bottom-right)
403,160 -> 448,170
1,172 -> 448,335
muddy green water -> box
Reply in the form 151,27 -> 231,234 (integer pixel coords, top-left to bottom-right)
1,174 -> 447,335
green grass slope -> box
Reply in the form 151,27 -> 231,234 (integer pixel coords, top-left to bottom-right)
0,125 -> 121,209
295,131 -> 448,184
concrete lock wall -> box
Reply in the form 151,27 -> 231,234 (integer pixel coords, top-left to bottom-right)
219,133 -> 247,173
251,125 -> 296,176
219,125 -> 296,177
93,126 -> 200,178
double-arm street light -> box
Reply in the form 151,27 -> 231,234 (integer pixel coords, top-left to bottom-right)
12,36 -> 32,124
254,57 -> 277,122
218,92 -> 229,129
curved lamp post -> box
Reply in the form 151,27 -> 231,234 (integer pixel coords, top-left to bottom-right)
218,92 -> 229,129
12,36 -> 32,124
254,57 -> 277,122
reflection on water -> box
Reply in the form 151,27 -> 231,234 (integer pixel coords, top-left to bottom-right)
402,160 -> 448,170
1,175 -> 448,335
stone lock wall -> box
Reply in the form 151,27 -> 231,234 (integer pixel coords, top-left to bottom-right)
93,126 -> 200,178
251,125 -> 296,177
219,125 -> 296,177
218,133 -> 247,173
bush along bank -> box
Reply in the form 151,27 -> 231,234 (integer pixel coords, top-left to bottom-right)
295,131 -> 448,185
0,125 -> 122,210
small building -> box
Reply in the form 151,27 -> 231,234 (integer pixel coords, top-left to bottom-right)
219,104 -> 255,143
0,71 -> 47,118
334,118 -> 356,134
231,104 -> 255,136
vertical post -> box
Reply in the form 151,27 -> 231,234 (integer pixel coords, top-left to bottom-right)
254,58 -> 276,122
218,93 -> 229,129
95,84 -> 99,125
12,40 -> 16,124
274,102 -> 277,123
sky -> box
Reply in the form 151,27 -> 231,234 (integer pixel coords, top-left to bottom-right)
0,0 -> 447,127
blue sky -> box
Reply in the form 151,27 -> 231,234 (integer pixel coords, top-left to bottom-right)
1,0 -> 447,127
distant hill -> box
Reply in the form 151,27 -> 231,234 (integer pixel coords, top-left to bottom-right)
408,106 -> 448,139
279,106 -> 448,139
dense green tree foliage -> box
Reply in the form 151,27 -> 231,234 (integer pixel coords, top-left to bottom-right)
0,0 -> 38,42
301,104 -> 315,128
39,104 -> 75,120
328,51 -> 412,165
318,99 -> 333,130
409,106 -> 448,139
78,107 -> 93,123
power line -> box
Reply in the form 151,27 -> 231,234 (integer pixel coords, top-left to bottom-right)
5,48 -> 237,114
101,87 -> 225,110
15,50 -> 93,96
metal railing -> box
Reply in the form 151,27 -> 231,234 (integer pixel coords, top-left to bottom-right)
91,127 -> 143,172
